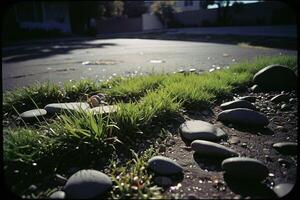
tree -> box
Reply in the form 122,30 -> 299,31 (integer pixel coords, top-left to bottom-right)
123,1 -> 148,18
97,1 -> 124,18
151,1 -> 177,28
200,0 -> 236,25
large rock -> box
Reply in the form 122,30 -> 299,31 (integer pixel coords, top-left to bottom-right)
273,142 -> 297,155
64,169 -> 112,199
20,109 -> 47,122
222,157 -> 269,182
148,156 -> 183,175
220,100 -> 256,110
191,140 -> 238,158
179,120 -> 227,141
88,105 -> 118,115
49,191 -> 66,199
273,183 -> 294,198
44,102 -> 90,115
217,108 -> 269,126
253,65 -> 297,91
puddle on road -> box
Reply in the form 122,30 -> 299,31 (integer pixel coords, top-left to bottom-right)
82,59 -> 118,65
149,59 -> 164,64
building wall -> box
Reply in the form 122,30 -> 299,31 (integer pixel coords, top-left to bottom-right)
142,13 -> 163,30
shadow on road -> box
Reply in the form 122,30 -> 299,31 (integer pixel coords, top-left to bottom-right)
2,40 -> 117,63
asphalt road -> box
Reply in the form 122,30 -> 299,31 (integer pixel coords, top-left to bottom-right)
2,37 -> 297,91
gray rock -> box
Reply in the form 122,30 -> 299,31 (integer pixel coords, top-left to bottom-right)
222,157 -> 269,182
20,109 -> 47,122
50,191 -> 66,199
217,108 -> 269,126
54,174 -> 67,185
154,176 -> 173,187
250,84 -> 260,92
271,94 -> 290,103
273,183 -> 294,198
88,105 -> 118,115
228,137 -> 240,145
191,140 -> 238,158
45,102 -> 90,115
148,156 -> 183,175
220,100 -> 256,110
179,120 -> 227,141
273,142 -> 297,155
253,65 -> 297,91
238,96 -> 256,102
64,169 -> 112,199
280,103 -> 291,111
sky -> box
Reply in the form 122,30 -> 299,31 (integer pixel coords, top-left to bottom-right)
207,0 -> 260,9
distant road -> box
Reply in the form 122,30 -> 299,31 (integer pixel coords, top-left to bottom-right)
2,33 -> 297,91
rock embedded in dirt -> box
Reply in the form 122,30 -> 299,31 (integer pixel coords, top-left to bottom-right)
250,84 -> 260,92
253,65 -> 297,91
273,183 -> 294,198
179,120 -> 227,142
49,191 -> 66,199
220,100 -> 257,110
238,96 -> 256,102
148,156 -> 183,175
64,169 -> 112,199
217,108 -> 269,126
272,142 -> 297,155
271,94 -> 290,103
191,140 -> 238,158
88,105 -> 118,115
222,157 -> 269,182
90,95 -> 102,107
228,137 -> 240,144
44,102 -> 90,115
154,176 -> 173,187
19,109 -> 47,122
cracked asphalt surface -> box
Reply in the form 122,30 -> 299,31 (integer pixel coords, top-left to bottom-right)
2,37 -> 296,91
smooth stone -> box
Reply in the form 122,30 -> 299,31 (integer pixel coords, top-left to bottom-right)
54,174 -> 68,185
280,104 -> 290,111
253,65 -> 297,91
148,156 -> 183,175
191,140 -> 238,158
220,100 -> 257,110
217,108 -> 269,126
250,84 -> 260,92
238,96 -> 256,102
273,142 -> 297,155
273,183 -> 294,198
50,191 -> 66,199
228,137 -> 240,144
64,169 -> 112,199
271,94 -> 290,103
44,102 -> 90,115
20,109 -> 47,121
222,157 -> 269,182
90,95 -> 102,107
89,105 -> 118,115
154,176 -> 173,187
180,120 -> 227,141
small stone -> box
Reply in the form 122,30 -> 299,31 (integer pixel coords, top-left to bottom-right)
54,174 -> 67,185
189,68 -> 196,73
191,140 -> 238,158
278,158 -> 291,167
158,144 -> 166,152
217,108 -> 269,127
148,156 -> 183,175
154,176 -> 173,187
289,98 -> 297,103
250,85 -> 260,92
179,120 -> 227,142
228,137 -> 240,144
238,96 -> 256,102
280,104 -> 290,111
241,143 -> 247,148
49,191 -> 66,199
271,94 -> 290,103
222,157 -> 269,182
20,109 -> 47,122
273,183 -> 294,198
273,142 -> 297,155
64,169 -> 112,199
220,100 -> 257,110
28,184 -> 37,191
90,95 -> 102,107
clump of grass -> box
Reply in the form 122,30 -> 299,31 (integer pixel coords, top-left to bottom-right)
109,147 -> 163,199
3,128 -> 57,164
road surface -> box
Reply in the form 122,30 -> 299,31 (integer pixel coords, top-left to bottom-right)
2,37 -> 297,91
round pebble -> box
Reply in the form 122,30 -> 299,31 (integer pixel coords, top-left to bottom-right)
273,183 -> 294,198
49,191 -> 66,199
273,142 -> 297,155
148,156 -> 183,175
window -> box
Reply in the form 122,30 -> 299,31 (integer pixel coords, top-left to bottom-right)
184,0 -> 194,7
15,2 -> 43,22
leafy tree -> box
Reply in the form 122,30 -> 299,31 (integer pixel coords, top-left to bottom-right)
151,1 -> 177,28
123,1 -> 148,18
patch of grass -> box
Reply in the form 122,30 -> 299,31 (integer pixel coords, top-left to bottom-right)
109,147 -> 163,199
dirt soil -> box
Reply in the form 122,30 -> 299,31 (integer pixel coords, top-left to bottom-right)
156,90 -> 297,199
